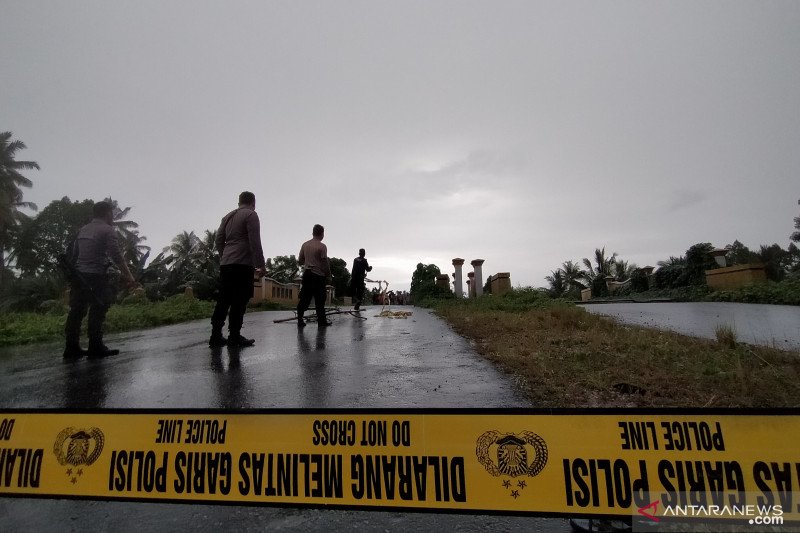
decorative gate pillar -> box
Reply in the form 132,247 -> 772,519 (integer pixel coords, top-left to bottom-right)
452,258 -> 465,298
471,259 -> 485,297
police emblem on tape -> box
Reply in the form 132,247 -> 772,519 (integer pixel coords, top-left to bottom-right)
53,427 -> 105,484
476,431 -> 548,477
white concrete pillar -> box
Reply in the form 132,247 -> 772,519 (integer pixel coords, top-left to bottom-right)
452,258 -> 465,298
471,259 -> 485,297
467,272 -> 475,298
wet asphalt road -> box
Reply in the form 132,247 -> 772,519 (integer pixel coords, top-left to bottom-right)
0,307 -> 570,532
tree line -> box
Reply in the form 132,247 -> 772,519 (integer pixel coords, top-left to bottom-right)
546,223 -> 800,300
0,131 -> 357,312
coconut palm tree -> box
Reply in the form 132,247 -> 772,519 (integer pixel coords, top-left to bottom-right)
582,247 -> 617,283
0,132 -> 39,286
195,230 -> 217,265
164,230 -> 200,269
103,198 -> 150,267
613,259 -> 638,281
560,260 -> 587,293
545,269 -> 565,297
657,256 -> 685,268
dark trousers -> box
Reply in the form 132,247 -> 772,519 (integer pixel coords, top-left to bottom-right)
211,264 -> 254,336
297,270 -> 327,322
64,273 -> 113,347
351,280 -> 366,306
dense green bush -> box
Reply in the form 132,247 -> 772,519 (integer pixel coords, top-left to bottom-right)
706,278 -> 800,306
630,269 -> 649,293
591,286 -> 711,302
591,275 -> 609,297
653,264 -> 689,289
410,263 -> 452,302
685,243 -> 717,285
0,275 -> 65,312
413,285 -> 456,308
586,278 -> 800,306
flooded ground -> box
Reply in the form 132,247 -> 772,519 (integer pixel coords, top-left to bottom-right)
580,302 -> 800,352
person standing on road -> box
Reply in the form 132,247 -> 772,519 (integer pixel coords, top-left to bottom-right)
297,224 -> 331,327
63,200 -> 137,359
209,191 -> 266,347
350,248 -> 372,311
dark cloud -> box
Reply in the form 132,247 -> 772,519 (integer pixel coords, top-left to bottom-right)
2,1 -> 799,290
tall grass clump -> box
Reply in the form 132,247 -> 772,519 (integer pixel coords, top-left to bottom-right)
714,324 -> 738,349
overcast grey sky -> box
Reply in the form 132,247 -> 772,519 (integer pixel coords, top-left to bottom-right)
2,1 -> 799,292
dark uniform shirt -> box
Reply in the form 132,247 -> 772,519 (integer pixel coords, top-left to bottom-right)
215,207 -> 266,269
298,238 -> 330,278
351,256 -> 372,283
74,218 -> 125,274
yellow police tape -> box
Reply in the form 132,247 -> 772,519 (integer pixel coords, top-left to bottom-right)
1,411 -> 798,525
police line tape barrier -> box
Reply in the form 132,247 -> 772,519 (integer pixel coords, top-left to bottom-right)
1,409 -> 798,525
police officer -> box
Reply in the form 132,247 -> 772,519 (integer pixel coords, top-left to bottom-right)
63,201 -> 137,359
209,191 -> 266,347
350,248 -> 372,311
297,224 -> 331,327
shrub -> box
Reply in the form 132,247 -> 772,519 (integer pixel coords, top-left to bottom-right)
0,275 -> 66,312
706,278 -> 800,306
630,269 -> 649,293
685,243 -> 716,286
591,275 -> 609,297
654,264 -> 689,289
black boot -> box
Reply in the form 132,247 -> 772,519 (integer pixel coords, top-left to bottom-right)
63,341 -> 87,360
88,339 -> 120,358
227,333 -> 255,347
208,329 -> 227,347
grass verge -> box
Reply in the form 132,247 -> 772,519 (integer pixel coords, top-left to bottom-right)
0,295 -> 291,347
432,289 -> 800,408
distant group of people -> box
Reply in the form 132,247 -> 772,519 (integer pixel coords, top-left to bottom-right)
62,191 -> 381,358
377,290 -> 410,306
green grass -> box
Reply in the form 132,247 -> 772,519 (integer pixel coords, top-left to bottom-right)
0,295 -> 295,347
0,295 -> 216,347
433,290 -> 800,408
0,312 -> 67,346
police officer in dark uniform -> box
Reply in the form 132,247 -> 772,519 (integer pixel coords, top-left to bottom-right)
350,248 -> 372,311
209,191 -> 266,347
63,201 -> 137,359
